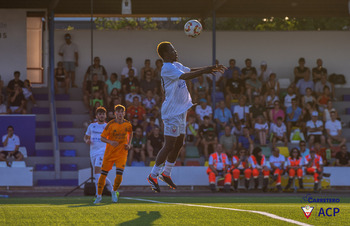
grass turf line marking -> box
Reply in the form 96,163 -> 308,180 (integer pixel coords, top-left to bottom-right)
122,197 -> 312,226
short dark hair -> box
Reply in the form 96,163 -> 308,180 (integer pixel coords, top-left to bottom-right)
290,147 -> 300,158
229,59 -> 236,63
277,117 -> 283,121
203,116 -> 210,120
14,71 -> 20,76
7,125 -> 14,130
111,73 -> 118,79
245,58 -> 251,63
126,57 -> 132,63
292,98 -> 298,102
114,104 -> 126,112
157,41 -> 171,59
96,107 -> 106,114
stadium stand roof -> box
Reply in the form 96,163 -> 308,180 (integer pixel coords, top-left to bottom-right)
0,0 -> 348,18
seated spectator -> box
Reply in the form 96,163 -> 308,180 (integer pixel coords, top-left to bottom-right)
128,126 -> 146,166
298,140 -> 310,158
145,117 -> 157,136
186,115 -> 199,144
323,100 -> 337,123
238,127 -> 254,154
269,100 -> 285,125
214,100 -> 233,132
107,88 -> 120,107
140,59 -> 155,80
206,59 -> 224,92
311,142 -> 328,166
316,85 -> 331,112
121,57 -> 138,80
286,98 -> 302,136
142,90 -> 157,113
0,126 -> 23,165
153,59 -> 163,80
294,57 -> 310,83
269,147 -> 285,192
231,120 -> 245,138
107,97 -> 122,121
335,145 -> 350,166
249,95 -> 267,127
0,95 -> 6,114
296,72 -> 314,96
54,61 -> 70,94
312,58 -> 327,83
254,115 -> 269,146
304,149 -> 325,192
306,111 -> 326,147
284,87 -> 296,109
195,99 -> 212,124
249,147 -> 270,191
315,74 -> 334,99
83,73 -> 105,110
125,86 -> 142,107
193,75 -> 210,104
219,125 -> 237,157
7,84 -> 26,114
84,56 -> 107,83
271,117 -> 288,147
229,148 -> 251,191
105,73 -> 121,96
241,58 -> 257,80
301,87 -> 316,108
223,58 -> 241,80
131,117 -> 141,131
199,116 -> 217,161
207,144 -> 231,192
122,69 -> 140,94
126,96 -> 146,124
265,88 -> 279,109
233,96 -> 249,124
325,110 -> 346,147
225,69 -> 244,106
264,73 -> 280,95
7,71 -> 24,94
22,80 -> 37,107
90,90 -> 103,111
245,71 -> 262,104
147,126 -> 164,161
140,70 -> 158,96
257,61 -> 273,84
285,148 -> 304,190
147,106 -> 162,128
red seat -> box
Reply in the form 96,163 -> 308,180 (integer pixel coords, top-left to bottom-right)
185,160 -> 200,166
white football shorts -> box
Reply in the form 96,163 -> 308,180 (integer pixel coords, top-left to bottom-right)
163,111 -> 187,137
90,154 -> 104,168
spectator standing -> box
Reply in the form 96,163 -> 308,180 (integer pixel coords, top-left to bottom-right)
0,126 -> 23,165
121,57 -> 138,80
312,58 -> 327,83
335,145 -> 350,166
58,33 -> 79,87
325,110 -> 346,147
294,57 -> 310,83
241,58 -> 257,80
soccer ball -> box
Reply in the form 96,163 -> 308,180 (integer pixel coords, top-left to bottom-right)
184,20 -> 202,38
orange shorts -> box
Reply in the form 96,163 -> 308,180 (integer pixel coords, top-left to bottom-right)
101,149 -> 128,172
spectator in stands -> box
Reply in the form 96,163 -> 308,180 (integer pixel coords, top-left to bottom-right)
296,72 -> 314,96
199,116 -> 217,161
294,57 -> 310,83
84,56 -> 107,83
0,95 -> 6,114
225,69 -> 244,106
257,61 -> 273,84
0,125 -> 23,164
90,90 -> 103,111
142,90 -> 157,113
241,58 -> 256,80
0,74 -> 4,98
107,88 -> 120,108
153,59 -> 163,80
230,148 -> 251,191
140,70 -> 158,97
148,106 -> 162,128
83,73 -> 105,110
271,117 -> 288,147
22,80 -> 37,107
286,98 -> 302,136
298,140 -> 310,158
312,58 -> 327,83
54,61 -> 70,94
231,120 -> 245,138
140,59 -> 155,80
7,71 -> 24,94
265,73 -> 280,94
315,74 -> 335,99
125,86 -> 142,107
186,115 -> 199,144
127,96 -> 146,124
107,97 -> 121,121
122,69 -> 140,95
306,111 -> 326,147
195,99 -> 212,124
214,100 -> 233,133
301,87 -> 316,108
316,86 -> 331,113
223,58 -> 241,80
58,33 -> 79,88
206,59 -> 225,93
128,126 -> 146,166
145,117 -> 157,136
285,148 -> 304,190
323,100 -> 337,123
238,127 -> 254,154
220,125 -> 236,157
207,143 -> 231,192
249,95 -> 267,127
254,115 -> 269,146
304,149 -> 325,192
325,110 -> 346,147
335,145 -> 350,166
245,71 -> 262,104
265,88 -> 279,109
284,87 -> 296,108
311,142 -> 328,166
193,75 -> 210,104
7,84 -> 26,114
105,73 -> 121,96
233,96 -> 249,124
121,57 -> 138,80
269,100 -> 285,125
269,147 -> 285,192
249,147 -> 270,191
147,126 -> 164,161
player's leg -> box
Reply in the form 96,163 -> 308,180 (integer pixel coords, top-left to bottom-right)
94,159 -> 113,204
93,155 -> 113,195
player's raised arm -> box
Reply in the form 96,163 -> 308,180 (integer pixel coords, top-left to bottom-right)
179,65 -> 226,81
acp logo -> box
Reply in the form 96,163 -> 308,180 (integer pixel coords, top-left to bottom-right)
301,205 -> 314,219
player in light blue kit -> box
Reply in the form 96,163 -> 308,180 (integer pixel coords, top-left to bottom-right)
147,41 -> 225,192
84,107 -> 113,197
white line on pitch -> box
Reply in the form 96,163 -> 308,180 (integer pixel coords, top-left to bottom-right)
122,197 -> 312,226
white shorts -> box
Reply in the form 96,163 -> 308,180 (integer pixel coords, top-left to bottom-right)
163,112 -> 187,137
90,154 -> 104,168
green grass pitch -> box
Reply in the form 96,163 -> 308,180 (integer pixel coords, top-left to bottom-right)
0,196 -> 349,225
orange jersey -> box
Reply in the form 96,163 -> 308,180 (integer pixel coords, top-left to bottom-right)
101,119 -> 132,161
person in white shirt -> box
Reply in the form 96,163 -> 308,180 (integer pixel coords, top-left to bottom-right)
58,33 -> 79,87
254,115 -> 269,145
306,111 -> 326,147
195,99 -> 212,124
325,110 -> 346,147
269,147 -> 286,192
84,107 -> 113,197
0,126 -> 23,164
121,57 -> 138,80
271,117 -> 288,147
147,41 -> 225,193
257,61 -> 273,83
284,87 -> 296,109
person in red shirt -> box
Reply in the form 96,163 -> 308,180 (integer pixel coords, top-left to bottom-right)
248,147 -> 270,191
285,148 -> 304,190
126,96 -> 146,123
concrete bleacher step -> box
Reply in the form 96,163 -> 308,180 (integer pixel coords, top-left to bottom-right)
35,149 -> 77,157
35,164 -> 78,171
35,114 -> 90,128
35,101 -> 86,114
35,142 -> 88,151
35,135 -> 75,143
33,93 -> 70,101
31,107 -> 72,115
26,156 -> 90,169
36,121 -> 74,128
342,94 -> 350,101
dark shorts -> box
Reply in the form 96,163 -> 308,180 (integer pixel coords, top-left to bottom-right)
0,150 -> 21,158
308,134 -> 322,143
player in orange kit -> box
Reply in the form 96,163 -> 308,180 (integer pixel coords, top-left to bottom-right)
94,105 -> 133,204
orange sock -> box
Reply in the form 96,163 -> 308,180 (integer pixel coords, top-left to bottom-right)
113,174 -> 123,191
97,173 -> 107,195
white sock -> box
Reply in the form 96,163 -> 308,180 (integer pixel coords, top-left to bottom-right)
95,173 -> 101,196
163,161 -> 175,176
105,177 -> 113,192
151,164 -> 162,178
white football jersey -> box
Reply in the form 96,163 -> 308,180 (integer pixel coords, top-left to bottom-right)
85,122 -> 107,158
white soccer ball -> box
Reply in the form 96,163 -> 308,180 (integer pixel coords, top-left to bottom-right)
184,19 -> 202,38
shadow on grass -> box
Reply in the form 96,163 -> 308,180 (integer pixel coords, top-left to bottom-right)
119,211 -> 161,226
